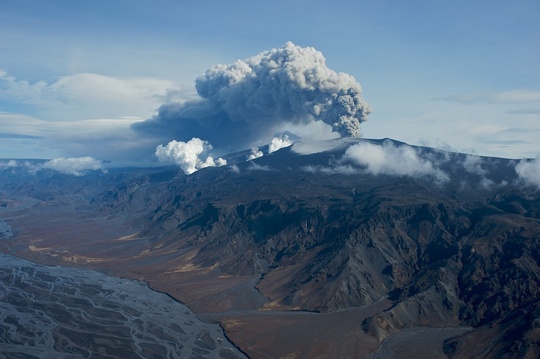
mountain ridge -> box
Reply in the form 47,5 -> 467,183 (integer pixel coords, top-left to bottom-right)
1,138 -> 539,358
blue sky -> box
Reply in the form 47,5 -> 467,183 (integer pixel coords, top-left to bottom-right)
1,0 -> 539,161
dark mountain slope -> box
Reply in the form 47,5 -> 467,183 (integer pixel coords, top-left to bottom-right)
90,140 -> 540,356
1,139 -> 539,358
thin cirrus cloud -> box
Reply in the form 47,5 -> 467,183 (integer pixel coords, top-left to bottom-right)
0,112 -> 149,160
440,90 -> 540,105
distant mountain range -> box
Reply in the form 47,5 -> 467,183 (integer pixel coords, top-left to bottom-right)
1,138 -> 539,358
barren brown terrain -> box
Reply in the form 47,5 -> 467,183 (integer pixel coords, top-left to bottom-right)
1,208 -> 472,358
1,140 -> 539,358
0,206 -> 393,358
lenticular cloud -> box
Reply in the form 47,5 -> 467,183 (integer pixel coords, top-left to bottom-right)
134,42 -> 371,152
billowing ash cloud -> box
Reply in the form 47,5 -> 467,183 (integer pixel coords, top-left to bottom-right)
195,42 -> 371,138
42,156 -> 104,176
134,42 -> 371,152
155,138 -> 226,174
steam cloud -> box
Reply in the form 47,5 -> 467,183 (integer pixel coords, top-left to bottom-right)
269,135 -> 294,154
155,138 -> 226,174
134,42 -> 371,152
247,134 -> 293,161
248,148 -> 264,161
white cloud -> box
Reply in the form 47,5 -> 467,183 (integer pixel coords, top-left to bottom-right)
0,112 -> 153,160
0,70 -> 194,160
248,148 -> 264,160
0,112 -> 52,137
302,164 -> 358,175
515,155 -> 540,188
0,160 -> 42,173
458,155 -> 503,189
247,135 -> 294,161
155,138 -> 226,174
215,157 -> 227,167
247,162 -> 271,171
0,70 -> 187,121
269,135 -> 293,153
42,156 -> 103,176
344,141 -> 449,183
0,160 -> 18,169
461,155 -> 488,176
364,90 -> 540,160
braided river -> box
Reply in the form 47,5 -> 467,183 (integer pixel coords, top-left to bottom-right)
0,252 -> 246,359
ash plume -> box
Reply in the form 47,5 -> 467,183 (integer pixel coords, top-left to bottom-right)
134,42 -> 371,153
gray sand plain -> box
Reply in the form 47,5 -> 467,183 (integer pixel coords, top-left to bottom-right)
0,253 -> 246,359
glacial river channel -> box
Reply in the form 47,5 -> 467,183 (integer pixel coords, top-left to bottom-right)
0,253 -> 247,359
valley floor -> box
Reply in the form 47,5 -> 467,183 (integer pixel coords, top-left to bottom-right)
1,204 -> 472,358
